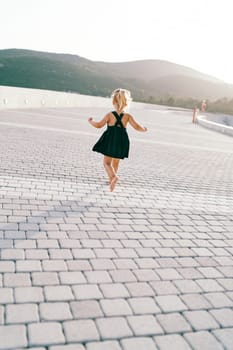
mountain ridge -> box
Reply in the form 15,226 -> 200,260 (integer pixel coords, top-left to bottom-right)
0,48 -> 232,102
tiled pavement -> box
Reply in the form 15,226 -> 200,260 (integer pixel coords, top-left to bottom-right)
0,105 -> 233,349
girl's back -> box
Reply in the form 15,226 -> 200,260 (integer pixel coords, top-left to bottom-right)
107,111 -> 129,128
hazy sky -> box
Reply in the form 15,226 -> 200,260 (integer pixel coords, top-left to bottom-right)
1,0 -> 233,84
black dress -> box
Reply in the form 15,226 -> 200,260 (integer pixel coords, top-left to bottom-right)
92,111 -> 130,159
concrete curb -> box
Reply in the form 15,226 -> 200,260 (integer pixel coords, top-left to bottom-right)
197,114 -> 233,137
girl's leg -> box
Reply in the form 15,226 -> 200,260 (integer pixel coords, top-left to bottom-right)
112,158 -> 120,174
103,156 -> 118,191
103,156 -> 115,181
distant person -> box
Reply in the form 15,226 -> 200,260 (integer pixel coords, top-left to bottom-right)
201,99 -> 207,112
88,88 -> 148,191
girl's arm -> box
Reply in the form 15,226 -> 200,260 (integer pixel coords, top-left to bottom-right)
128,114 -> 147,132
88,113 -> 109,128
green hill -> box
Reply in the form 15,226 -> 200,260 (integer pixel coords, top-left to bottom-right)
1,48 -> 233,105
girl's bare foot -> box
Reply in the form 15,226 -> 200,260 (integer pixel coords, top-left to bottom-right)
110,176 -> 118,192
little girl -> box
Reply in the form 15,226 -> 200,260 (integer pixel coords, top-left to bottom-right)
88,88 -> 147,191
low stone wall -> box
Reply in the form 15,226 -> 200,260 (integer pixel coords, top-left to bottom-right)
0,86 -> 150,110
0,86 -> 112,109
197,114 -> 233,137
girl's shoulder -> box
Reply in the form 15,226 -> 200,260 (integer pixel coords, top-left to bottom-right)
123,112 -> 133,120
104,112 -> 112,120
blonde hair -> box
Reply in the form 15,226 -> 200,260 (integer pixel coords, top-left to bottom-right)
111,88 -> 132,112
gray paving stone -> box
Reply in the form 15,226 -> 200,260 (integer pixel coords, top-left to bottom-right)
150,280 -> 179,295
121,337 -> 158,350
81,239 -> 103,248
204,292 -> 233,308
6,303 -> 39,323
154,334 -> 192,350
174,279 -> 202,293
133,269 -> 160,282
37,239 -> 59,248
183,310 -> 219,330
192,248 -> 214,256
26,249 -> 49,259
126,282 -> 155,297
184,331 -> 224,350
42,260 -> 67,271
155,295 -> 187,312
40,302 -> 73,321
0,288 -> 14,303
0,223 -> 18,230
95,248 -> 117,258
100,299 -> 133,316
102,240 -> 123,248
17,348 -> 46,350
4,273 -> 31,287
0,238 -> 11,249
67,260 -> 92,271
1,248 -> 24,260
128,297 -> 160,314
63,320 -> 100,342
0,306 -> 3,324
50,345 -> 85,350
226,291 -> 233,301
136,247 -> 157,257
110,269 -> 137,283
28,322 -> 65,346
15,286 -> 44,302
156,268 -> 182,280
180,293 -> 211,310
72,248 -> 96,259
214,256 -> 233,265
175,257 -> 199,267
0,325 -> 27,349
86,341 -> 122,350
49,249 -> 73,259
59,271 -> 86,284
217,266 -> 233,277
96,317 -> 133,339
156,313 -> 192,333
90,258 -> 115,270
70,300 -> 103,319
176,267 -> 203,279
44,286 -> 74,301
134,258 -> 159,268
210,308 -> 233,327
127,315 -> 163,336
72,284 -> 103,300
140,239 -> 161,248
0,261 -> 15,272
196,279 -> 224,292
32,272 -> 59,285
59,239 -> 82,248
213,328 -> 233,350
198,267 -> 224,278
155,248 -> 177,257
85,271 -> 112,283
195,257 -> 219,267
16,260 -> 42,272
99,283 -> 130,298
156,257 -> 180,268
115,248 -> 138,258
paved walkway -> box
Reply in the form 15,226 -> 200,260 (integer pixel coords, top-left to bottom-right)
0,105 -> 233,350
